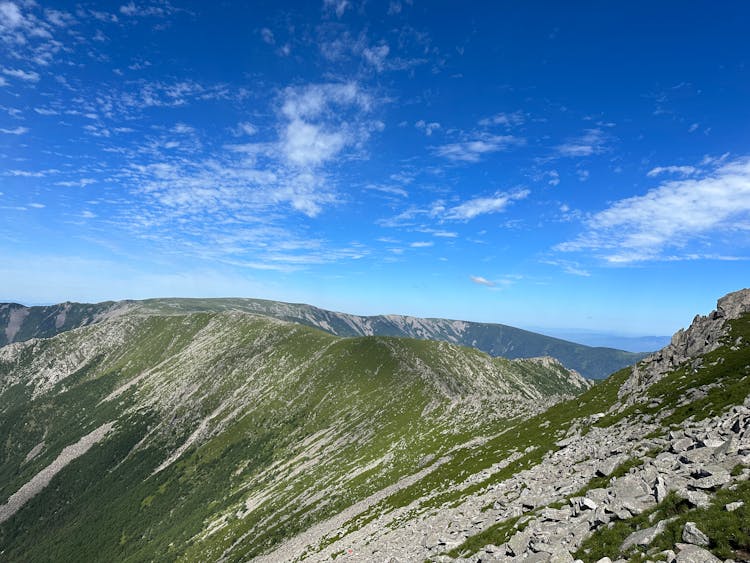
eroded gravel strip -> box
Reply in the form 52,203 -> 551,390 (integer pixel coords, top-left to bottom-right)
0,422 -> 114,523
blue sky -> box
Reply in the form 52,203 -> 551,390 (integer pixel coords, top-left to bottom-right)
1,1 -> 749,337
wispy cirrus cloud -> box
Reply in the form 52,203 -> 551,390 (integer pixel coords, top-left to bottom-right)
445,189 -> 529,220
3,67 -> 40,82
0,1 -> 74,65
99,81 -> 382,270
0,126 -> 28,134
469,274 -> 520,289
119,2 -> 176,18
435,134 -> 524,162
323,0 -> 350,18
415,119 -> 440,136
478,111 -> 524,128
470,275 -> 495,287
557,157 -> 750,263
646,165 -> 697,177
556,128 -> 609,157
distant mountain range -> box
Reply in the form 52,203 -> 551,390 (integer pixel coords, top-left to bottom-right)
0,298 -> 648,379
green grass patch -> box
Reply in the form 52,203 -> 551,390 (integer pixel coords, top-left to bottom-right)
445,516 -> 520,558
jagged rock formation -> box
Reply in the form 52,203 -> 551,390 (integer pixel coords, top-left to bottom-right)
619,288 -> 750,400
0,298 -> 647,379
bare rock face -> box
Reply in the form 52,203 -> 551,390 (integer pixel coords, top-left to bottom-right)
619,288 -> 750,401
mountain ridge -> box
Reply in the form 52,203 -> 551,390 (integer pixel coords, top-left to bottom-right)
0,297 -> 646,379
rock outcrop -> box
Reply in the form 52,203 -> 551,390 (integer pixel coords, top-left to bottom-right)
619,288 -> 750,401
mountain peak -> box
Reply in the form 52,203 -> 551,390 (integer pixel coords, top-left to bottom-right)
717,287 -> 750,319
620,288 -> 750,401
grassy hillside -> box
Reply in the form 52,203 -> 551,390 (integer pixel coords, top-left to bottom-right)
0,310 -> 588,562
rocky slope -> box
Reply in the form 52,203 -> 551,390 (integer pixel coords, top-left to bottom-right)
0,298 -> 646,379
0,309 -> 588,562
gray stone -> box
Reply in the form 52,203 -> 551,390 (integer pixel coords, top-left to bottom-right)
725,501 -> 744,512
507,528 -> 531,557
686,490 -> 712,508
689,466 -> 731,490
524,552 -> 553,563
622,524 -> 662,550
655,475 -> 669,503
581,497 -> 598,511
596,455 -> 627,477
675,543 -> 721,563
682,522 -> 710,546
621,518 -> 673,551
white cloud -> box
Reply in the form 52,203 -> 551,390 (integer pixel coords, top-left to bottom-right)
470,275 -> 495,287
28,202 -> 45,209
7,169 -> 46,177
478,111 -> 524,128
260,27 -> 274,45
435,134 -> 524,162
0,126 -> 28,134
387,1 -> 402,15
415,119 -> 440,136
0,2 -> 22,28
283,119 -> 346,167
365,184 -> 408,197
445,189 -> 529,221
323,0 -> 350,17
557,157 -> 750,263
646,165 -> 697,177
362,44 -> 390,71
279,82 -> 376,168
540,259 -> 590,277
410,241 -> 433,248
119,2 -> 172,17
556,128 -> 608,157
44,9 -> 75,27
3,67 -> 40,82
56,178 -> 96,187
235,121 -> 257,136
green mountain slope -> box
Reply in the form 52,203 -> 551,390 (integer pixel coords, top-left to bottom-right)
0,297 -> 646,379
0,310 -> 589,562
264,288 -> 749,563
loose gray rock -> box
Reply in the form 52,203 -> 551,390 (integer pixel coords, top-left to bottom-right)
675,543 -> 721,563
682,522 -> 709,546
